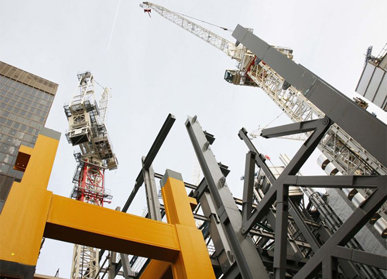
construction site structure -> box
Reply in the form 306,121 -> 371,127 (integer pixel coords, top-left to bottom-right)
356,45 -> 387,111
136,3 -> 387,278
140,1 -> 387,237
139,3 -> 386,177
63,72 -> 118,279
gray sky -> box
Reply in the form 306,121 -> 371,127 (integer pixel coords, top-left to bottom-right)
1,0 -> 386,276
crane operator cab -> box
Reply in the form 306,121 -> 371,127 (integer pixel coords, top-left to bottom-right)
224,69 -> 258,87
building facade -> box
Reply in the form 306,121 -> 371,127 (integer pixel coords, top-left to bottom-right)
356,45 -> 387,111
0,61 -> 57,212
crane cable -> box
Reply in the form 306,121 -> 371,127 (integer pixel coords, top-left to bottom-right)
262,111 -> 285,130
174,11 -> 233,32
94,79 -> 105,90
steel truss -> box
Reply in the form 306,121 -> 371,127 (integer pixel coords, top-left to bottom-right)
97,112 -> 385,279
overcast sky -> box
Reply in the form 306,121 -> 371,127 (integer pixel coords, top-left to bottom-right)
1,0 -> 386,276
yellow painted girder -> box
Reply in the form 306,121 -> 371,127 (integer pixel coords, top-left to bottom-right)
44,194 -> 180,262
0,131 -> 59,266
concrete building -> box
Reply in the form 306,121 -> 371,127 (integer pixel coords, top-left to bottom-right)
356,45 -> 387,111
0,61 -> 57,212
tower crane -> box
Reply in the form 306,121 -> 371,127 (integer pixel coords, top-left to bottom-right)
140,2 -> 386,178
140,2 -> 387,240
64,72 -> 118,279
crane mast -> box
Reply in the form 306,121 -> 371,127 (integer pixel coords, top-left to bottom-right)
64,72 -> 118,279
141,2 -> 387,177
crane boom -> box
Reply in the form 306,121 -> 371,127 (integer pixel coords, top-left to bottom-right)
142,2 -> 387,177
140,2 -> 245,60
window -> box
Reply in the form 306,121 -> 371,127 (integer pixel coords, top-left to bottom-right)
2,111 -> 9,118
20,110 -> 26,117
5,136 -> 12,145
28,127 -> 34,134
6,120 -> 13,127
1,144 -> 9,153
6,80 -> 15,87
12,122 -> 20,129
23,134 -> 32,142
20,124 -> 27,132
0,163 -> 10,175
19,84 -> 27,92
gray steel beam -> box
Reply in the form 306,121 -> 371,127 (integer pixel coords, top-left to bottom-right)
108,251 -> 117,279
332,246 -> 387,270
186,116 -> 269,279
122,113 -> 175,213
119,253 -> 133,279
239,117 -> 332,234
261,119 -> 323,138
242,151 -> 256,224
142,157 -> 161,221
288,201 -> 321,252
293,185 -> 386,279
200,190 -> 235,274
232,25 -> 387,168
322,256 -> 334,279
284,175 -> 381,188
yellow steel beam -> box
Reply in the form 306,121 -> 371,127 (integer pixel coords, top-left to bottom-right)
1,129 -> 215,279
140,170 -> 216,279
44,194 -> 180,262
0,128 -> 60,276
139,260 -> 173,279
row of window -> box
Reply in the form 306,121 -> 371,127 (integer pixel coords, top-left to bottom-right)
0,91 -> 51,110
0,108 -> 46,127
0,127 -> 37,147
0,161 -> 23,179
0,75 -> 54,102
0,103 -> 47,123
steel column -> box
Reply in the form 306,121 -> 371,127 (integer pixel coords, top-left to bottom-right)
142,157 -> 162,221
239,117 -> 332,234
186,116 -> 269,279
293,184 -> 386,278
331,246 -> 387,270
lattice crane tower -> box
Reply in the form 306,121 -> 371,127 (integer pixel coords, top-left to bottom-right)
64,72 -> 118,279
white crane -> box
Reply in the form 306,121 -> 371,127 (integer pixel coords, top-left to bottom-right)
64,72 -> 118,279
140,2 -> 387,178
